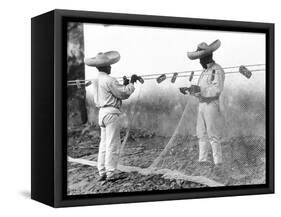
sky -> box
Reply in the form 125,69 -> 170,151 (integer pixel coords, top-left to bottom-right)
83,23 -> 266,97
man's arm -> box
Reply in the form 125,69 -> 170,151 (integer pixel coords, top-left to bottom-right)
109,79 -> 135,100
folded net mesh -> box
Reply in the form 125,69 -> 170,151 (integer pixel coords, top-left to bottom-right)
148,98 -> 266,186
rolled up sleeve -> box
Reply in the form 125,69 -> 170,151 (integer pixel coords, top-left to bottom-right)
205,68 -> 225,98
109,79 -> 135,100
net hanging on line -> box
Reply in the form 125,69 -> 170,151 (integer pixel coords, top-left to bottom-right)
147,101 -> 266,186
80,64 -> 266,186
143,64 -> 267,186
142,64 -> 265,185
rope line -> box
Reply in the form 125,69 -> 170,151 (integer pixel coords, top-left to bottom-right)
67,68 -> 265,86
67,63 -> 265,84
67,63 -> 265,85
130,68 -> 265,81
115,63 -> 266,80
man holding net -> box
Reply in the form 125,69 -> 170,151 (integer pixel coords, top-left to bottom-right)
186,40 -> 225,172
85,51 -> 139,182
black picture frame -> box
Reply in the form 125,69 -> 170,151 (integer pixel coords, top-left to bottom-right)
31,9 -> 274,208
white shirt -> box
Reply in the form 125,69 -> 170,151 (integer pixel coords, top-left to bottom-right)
197,62 -> 225,98
92,71 -> 135,125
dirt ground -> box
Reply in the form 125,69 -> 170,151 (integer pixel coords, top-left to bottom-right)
67,162 -> 206,195
67,124 -> 265,195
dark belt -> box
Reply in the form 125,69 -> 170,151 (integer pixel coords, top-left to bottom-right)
100,105 -> 120,109
199,96 -> 219,103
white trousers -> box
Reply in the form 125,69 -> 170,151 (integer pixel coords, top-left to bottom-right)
196,100 -> 223,165
97,114 -> 121,176
198,138 -> 222,165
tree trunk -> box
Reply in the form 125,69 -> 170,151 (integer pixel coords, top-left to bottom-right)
67,23 -> 88,125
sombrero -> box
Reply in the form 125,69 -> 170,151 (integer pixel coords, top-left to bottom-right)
84,51 -> 120,67
187,39 -> 221,60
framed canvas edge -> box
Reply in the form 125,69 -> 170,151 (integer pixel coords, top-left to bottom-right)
31,10 -> 56,207
51,9 -> 274,207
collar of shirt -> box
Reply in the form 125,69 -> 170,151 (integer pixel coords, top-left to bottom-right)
206,61 -> 216,69
198,61 -> 216,84
98,71 -> 108,76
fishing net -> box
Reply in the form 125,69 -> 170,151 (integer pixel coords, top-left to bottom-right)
148,102 -> 266,186
147,68 -> 266,186
80,65 -> 266,187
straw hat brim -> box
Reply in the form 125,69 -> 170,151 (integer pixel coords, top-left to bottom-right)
187,40 -> 221,60
85,51 -> 120,67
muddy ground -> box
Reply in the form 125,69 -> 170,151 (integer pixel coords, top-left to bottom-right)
67,124 -> 265,195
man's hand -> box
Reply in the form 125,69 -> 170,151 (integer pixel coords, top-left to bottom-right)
123,76 -> 129,86
179,87 -> 188,95
188,85 -> 201,95
191,89 -> 202,99
137,76 -> 144,84
193,92 -> 201,98
179,85 -> 201,96
130,74 -> 139,84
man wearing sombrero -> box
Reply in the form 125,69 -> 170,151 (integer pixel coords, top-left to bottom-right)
186,40 -> 225,170
85,51 -> 139,181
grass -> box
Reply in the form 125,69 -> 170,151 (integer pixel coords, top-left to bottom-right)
85,84 -> 265,139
